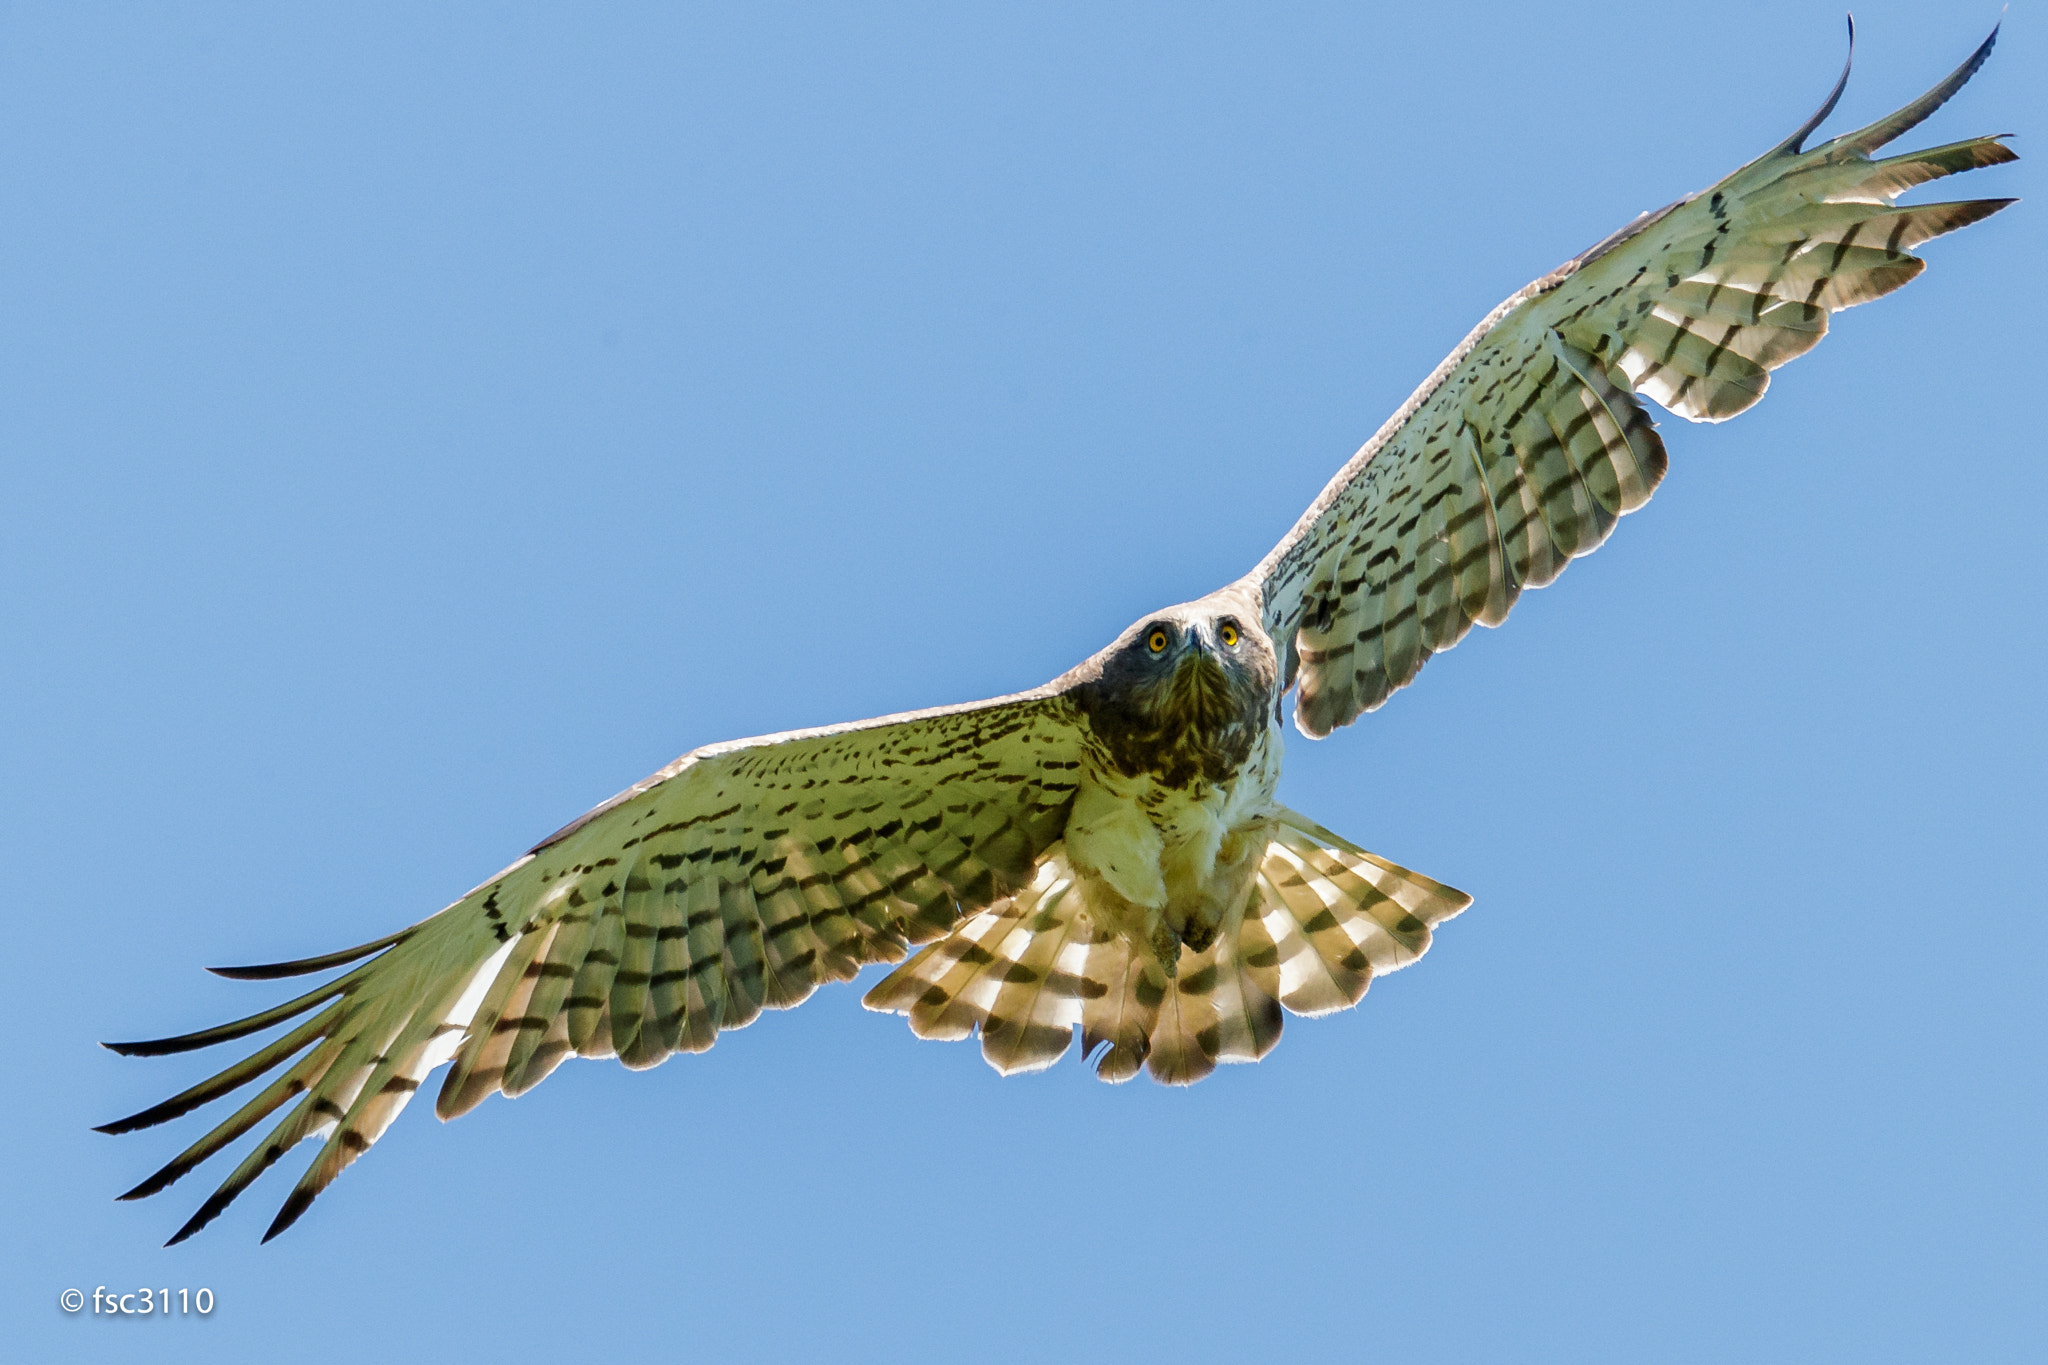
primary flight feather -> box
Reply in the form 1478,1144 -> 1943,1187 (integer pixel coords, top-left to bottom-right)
102,22 -> 2017,1244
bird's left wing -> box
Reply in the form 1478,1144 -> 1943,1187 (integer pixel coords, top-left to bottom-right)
100,691 -> 1084,1243
1247,26 -> 2015,738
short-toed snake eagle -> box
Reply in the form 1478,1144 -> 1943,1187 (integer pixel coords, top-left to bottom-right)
101,23 -> 2017,1245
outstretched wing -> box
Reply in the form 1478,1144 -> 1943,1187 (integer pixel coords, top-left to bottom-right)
100,692 -> 1084,1243
1248,24 -> 2016,738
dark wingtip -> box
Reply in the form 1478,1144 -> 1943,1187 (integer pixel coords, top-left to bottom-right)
164,1191 -> 233,1247
208,962 -> 318,982
117,1164 -> 182,1201
102,1038 -> 165,1057
104,1027 -> 256,1059
207,927 -> 413,980
260,1188 -> 316,1243
94,1094 -> 192,1137
1774,13 -> 1856,157
1829,19 -> 2003,158
99,975 -> 356,1058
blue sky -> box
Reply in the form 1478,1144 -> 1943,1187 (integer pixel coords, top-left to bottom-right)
4,3 -> 2041,1361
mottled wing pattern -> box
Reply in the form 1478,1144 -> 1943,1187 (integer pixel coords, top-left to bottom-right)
1252,29 -> 2015,738
100,693 -> 1084,1244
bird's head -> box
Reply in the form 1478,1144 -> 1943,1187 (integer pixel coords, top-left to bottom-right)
1069,591 -> 1278,784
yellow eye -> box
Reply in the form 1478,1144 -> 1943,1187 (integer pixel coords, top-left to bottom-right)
1219,623 -> 1240,648
1147,629 -> 1169,654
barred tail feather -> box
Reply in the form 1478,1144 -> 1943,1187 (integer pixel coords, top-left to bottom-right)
862,812 -> 1469,1086
1246,809 -> 1469,1013
1077,944 -> 1164,1085
1138,932 -> 1283,1087
974,877 -> 1098,1075
862,858 -> 1091,1075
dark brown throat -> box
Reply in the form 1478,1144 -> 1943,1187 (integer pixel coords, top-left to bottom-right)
1165,652 -> 1240,734
1085,651 -> 1264,789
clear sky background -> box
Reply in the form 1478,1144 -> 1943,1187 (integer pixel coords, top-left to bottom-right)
4,3 -> 2041,1361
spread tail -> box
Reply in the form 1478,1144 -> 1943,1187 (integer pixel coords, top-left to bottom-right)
861,807 -> 1470,1084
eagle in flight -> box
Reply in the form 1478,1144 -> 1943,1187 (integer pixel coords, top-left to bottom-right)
103,24 -> 2016,1244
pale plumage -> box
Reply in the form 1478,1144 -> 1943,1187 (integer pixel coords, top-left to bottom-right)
102,23 -> 2016,1244
1259,30 -> 2014,734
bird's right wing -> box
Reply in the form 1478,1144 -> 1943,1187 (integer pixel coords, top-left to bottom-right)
1246,24 -> 2015,738
100,690 -> 1085,1243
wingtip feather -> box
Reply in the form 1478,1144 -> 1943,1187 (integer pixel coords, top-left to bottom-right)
207,927 -> 413,980
163,1190 -> 234,1247
118,1165 -> 181,1202
1825,20 -> 2001,158
101,971 -> 360,1056
261,1188 -> 317,1243
1772,13 -> 1855,157
95,1108 -> 164,1137
101,1037 -> 163,1058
